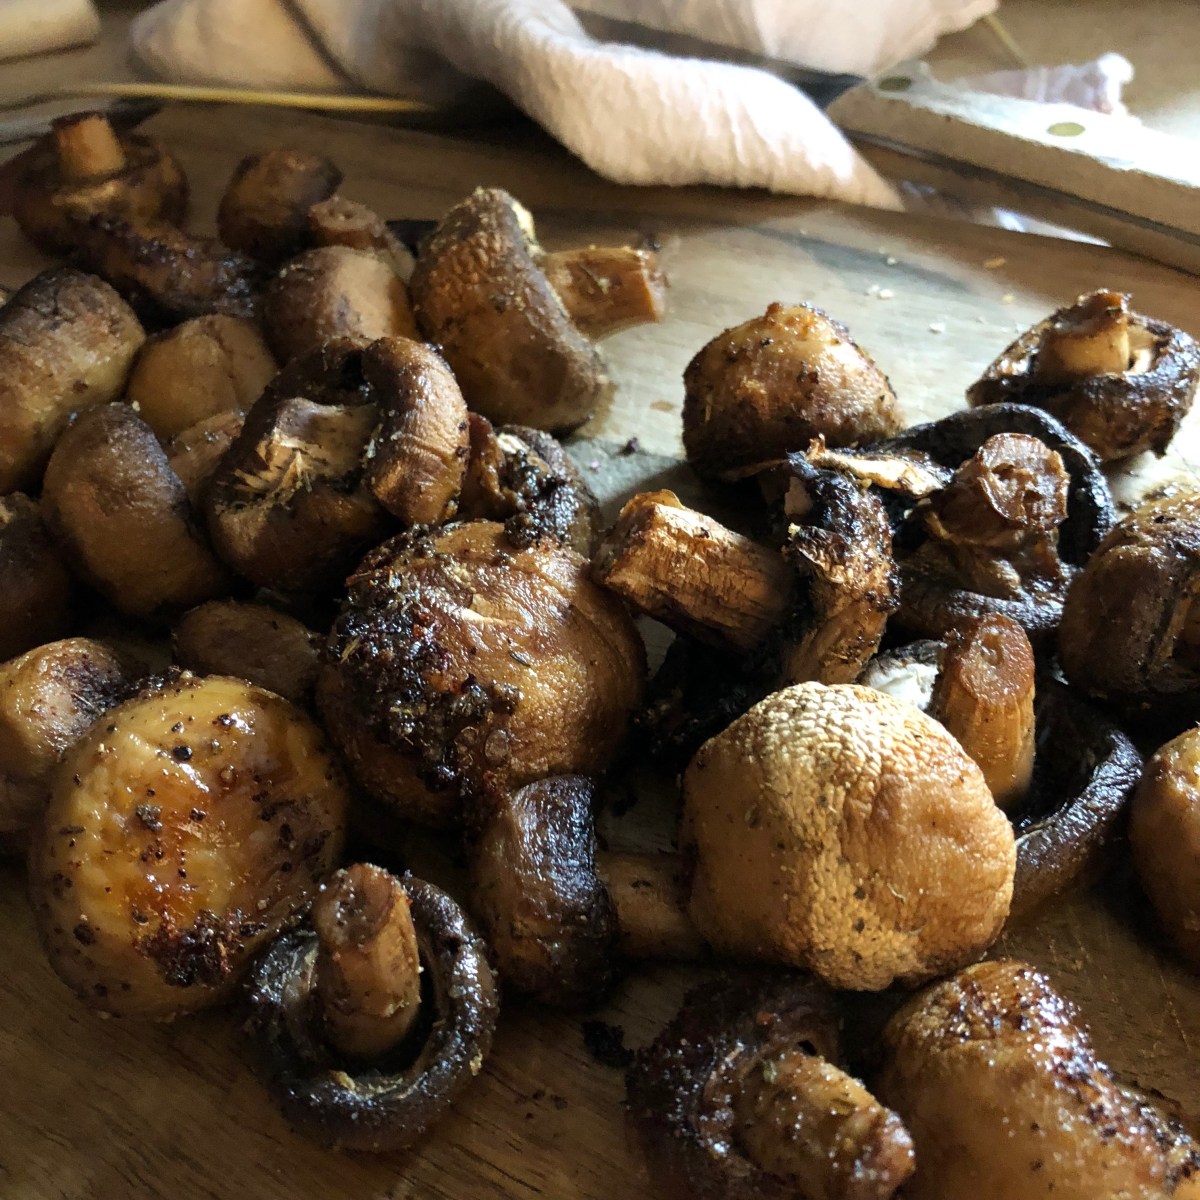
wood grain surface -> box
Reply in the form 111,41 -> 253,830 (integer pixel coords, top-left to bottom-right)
0,104 -> 1198,1200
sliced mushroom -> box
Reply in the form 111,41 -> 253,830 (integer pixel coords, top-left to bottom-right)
318,520 -> 645,827
12,111 -> 187,255
0,267 -> 145,494
682,682 -> 1015,990
263,245 -> 418,363
173,601 -> 321,703
126,315 -> 276,441
247,870 -> 498,1152
969,290 -> 1200,462
0,637 -> 130,849
0,494 -> 74,661
29,673 -> 348,1017
410,187 -> 665,432
877,959 -> 1200,1199
218,148 -> 342,265
627,973 -> 915,1200
683,303 -> 904,481
43,404 -> 228,618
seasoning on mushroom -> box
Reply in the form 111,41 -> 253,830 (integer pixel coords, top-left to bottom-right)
627,973 -> 915,1200
29,673 -> 348,1017
247,866 -> 498,1152
0,494 -> 74,661
876,959 -> 1200,1199
409,187 -> 666,432
682,303 -> 904,481
969,290 -> 1200,462
12,111 -> 187,255
319,520 -> 645,827
0,267 -> 145,495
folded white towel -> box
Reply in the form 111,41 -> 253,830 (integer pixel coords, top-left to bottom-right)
0,0 -> 99,63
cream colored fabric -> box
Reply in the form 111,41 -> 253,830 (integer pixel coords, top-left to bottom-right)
0,0 -> 99,63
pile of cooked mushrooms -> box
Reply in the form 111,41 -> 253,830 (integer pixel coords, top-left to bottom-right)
2,109 -> 1199,1196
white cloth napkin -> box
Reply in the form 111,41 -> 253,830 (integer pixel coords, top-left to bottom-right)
0,0 -> 99,63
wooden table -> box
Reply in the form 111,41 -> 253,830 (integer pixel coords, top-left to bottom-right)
1,101 -> 1199,1200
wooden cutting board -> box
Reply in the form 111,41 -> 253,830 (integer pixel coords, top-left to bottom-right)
0,104 -> 1197,1200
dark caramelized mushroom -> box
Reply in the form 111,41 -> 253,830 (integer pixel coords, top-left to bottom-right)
410,187 -> 665,433
12,111 -> 187,255
318,521 -> 645,826
969,290 -> 1200,462
0,267 -> 145,494
0,494 -> 73,661
218,148 -> 342,265
683,303 -> 903,481
627,973 -> 914,1200
247,871 -> 498,1152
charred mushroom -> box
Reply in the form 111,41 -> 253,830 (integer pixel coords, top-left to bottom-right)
126,315 -> 277,441
218,148 -> 343,265
12,111 -> 187,255
969,290 -> 1200,462
0,637 -> 129,850
0,494 -> 74,661
409,187 -> 666,432
876,959 -> 1200,1199
627,973 -> 915,1200
318,520 -> 645,827
682,682 -> 1015,990
263,245 -> 418,363
29,673 -> 348,1017
247,867 -> 498,1152
0,267 -> 145,494
1130,728 -> 1200,969
173,601 -> 321,703
42,403 -> 229,618
683,303 -> 903,482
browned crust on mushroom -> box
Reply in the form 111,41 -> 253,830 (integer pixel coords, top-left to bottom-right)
0,494 -> 73,662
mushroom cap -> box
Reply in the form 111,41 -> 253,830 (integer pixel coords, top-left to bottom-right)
682,682 -> 1015,990
682,303 -> 902,482
410,187 -> 611,434
318,520 -> 645,827
246,874 -> 498,1153
0,493 -> 73,661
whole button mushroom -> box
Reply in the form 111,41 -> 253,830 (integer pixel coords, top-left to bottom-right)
682,682 -> 1015,990
410,187 -> 666,433
682,303 -> 904,482
29,673 -> 348,1018
0,268 -> 145,495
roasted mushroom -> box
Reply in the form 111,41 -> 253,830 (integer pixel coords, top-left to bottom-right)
263,245 -> 418,363
218,148 -> 343,265
164,410 -> 246,506
683,303 -> 903,482
0,638 -> 129,850
173,601 -> 321,703
470,775 -> 703,1007
29,673 -> 348,1017
42,403 -> 229,618
126,315 -> 277,441
247,866 -> 498,1152
308,195 -> 415,277
1130,728 -> 1200,969
627,973 -> 915,1200
410,187 -> 666,432
319,520 -> 645,827
0,494 -> 74,661
969,290 -> 1200,462
682,682 -> 1015,990
12,111 -> 187,255
1059,492 -> 1200,715
876,959 -> 1200,1199
0,267 -> 145,494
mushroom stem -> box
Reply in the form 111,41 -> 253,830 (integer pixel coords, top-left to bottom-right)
929,614 -> 1035,811
52,112 -> 126,181
596,850 -> 705,961
541,245 -> 666,338
733,1047 -> 915,1200
308,196 -> 414,278
1033,290 -> 1131,383
594,490 -> 793,653
313,864 -> 423,1060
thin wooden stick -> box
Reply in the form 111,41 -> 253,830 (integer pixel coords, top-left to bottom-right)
982,13 -> 1030,69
